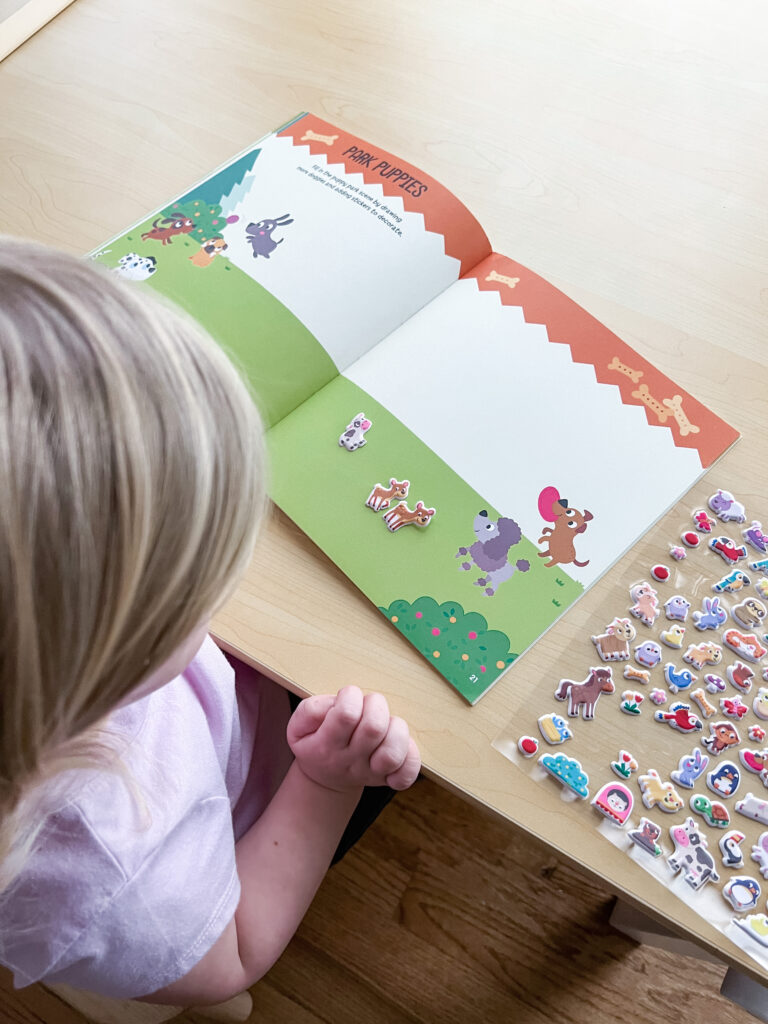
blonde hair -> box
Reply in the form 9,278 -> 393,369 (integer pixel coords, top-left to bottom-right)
0,236 -> 266,889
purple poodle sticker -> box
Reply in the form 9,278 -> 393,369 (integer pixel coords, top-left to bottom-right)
455,510 -> 530,596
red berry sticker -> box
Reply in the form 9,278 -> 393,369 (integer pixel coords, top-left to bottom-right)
518,736 -> 539,757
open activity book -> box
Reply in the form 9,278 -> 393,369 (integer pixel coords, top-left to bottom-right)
91,113 -> 739,704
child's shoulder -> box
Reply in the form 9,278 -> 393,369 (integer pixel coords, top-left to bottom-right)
26,635 -> 240,877
0,772 -> 240,996
0,795 -> 132,988
0,662 -> 242,993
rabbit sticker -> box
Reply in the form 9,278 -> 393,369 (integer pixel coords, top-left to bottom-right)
246,214 -> 294,258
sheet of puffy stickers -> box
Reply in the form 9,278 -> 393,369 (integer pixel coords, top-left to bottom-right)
493,488 -> 768,969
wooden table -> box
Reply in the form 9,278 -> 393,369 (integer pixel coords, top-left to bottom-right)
2,0 -> 768,992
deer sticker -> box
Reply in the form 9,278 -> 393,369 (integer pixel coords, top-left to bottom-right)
382,501 -> 436,533
365,479 -> 410,512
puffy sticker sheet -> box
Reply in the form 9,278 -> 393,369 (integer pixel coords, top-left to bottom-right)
494,494 -> 768,969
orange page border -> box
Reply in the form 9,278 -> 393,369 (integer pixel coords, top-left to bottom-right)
279,114 -> 491,276
467,254 -> 739,468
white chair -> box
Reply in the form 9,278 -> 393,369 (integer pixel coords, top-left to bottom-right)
47,982 -> 253,1023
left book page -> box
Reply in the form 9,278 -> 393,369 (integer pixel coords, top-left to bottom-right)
89,113 -> 490,428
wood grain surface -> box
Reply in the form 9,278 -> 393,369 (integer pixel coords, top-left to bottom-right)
0,778 -> 758,1023
1,0 -> 767,1009
0,0 -> 76,61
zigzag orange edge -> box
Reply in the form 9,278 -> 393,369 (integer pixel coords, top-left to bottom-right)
466,253 -> 740,468
279,114 -> 491,276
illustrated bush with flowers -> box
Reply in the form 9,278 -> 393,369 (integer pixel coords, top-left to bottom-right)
379,596 -> 516,694
164,198 -> 240,243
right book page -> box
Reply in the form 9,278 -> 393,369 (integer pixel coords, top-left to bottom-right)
346,252 -> 739,587
268,253 -> 739,703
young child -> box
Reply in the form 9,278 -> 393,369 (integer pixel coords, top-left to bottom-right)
0,238 -> 421,1006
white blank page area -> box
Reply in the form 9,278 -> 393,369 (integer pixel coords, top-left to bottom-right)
345,280 -> 703,585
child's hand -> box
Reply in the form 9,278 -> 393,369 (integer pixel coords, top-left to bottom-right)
287,685 -> 421,793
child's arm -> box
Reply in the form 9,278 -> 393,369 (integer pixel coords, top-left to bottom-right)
140,686 -> 420,1006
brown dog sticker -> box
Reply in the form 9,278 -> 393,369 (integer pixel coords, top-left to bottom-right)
536,485 -> 593,569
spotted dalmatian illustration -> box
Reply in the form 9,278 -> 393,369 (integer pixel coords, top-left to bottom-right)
114,253 -> 158,281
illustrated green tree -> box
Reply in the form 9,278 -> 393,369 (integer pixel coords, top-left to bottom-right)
173,147 -> 261,207
160,146 -> 261,244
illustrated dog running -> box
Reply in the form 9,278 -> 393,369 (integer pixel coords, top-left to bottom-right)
141,215 -> 195,245
456,510 -> 530,596
537,490 -> 593,569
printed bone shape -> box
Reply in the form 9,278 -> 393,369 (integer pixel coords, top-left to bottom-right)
485,269 -> 520,289
607,355 -> 643,383
301,129 -> 339,145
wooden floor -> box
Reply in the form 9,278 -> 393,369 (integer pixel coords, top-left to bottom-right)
0,777 -> 758,1024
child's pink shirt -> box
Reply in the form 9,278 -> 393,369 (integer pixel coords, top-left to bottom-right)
0,635 -> 292,998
